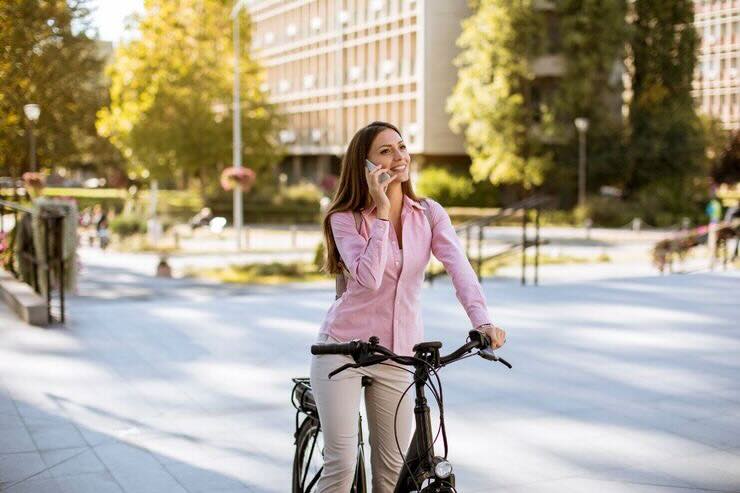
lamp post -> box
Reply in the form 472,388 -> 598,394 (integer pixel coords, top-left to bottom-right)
574,117 -> 589,208
23,104 -> 41,172
230,1 -> 246,250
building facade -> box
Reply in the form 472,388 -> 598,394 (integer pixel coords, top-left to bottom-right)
693,0 -> 740,131
243,0 -> 471,182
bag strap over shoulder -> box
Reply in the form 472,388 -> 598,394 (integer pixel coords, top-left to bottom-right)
420,198 -> 433,229
335,211 -> 364,299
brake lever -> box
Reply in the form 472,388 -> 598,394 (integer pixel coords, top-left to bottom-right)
328,362 -> 359,379
479,348 -> 513,369
328,354 -> 391,379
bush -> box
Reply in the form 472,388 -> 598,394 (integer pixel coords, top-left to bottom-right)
634,180 -> 707,227
416,167 -> 474,206
110,215 -> 146,237
313,241 -> 326,272
574,197 -> 639,227
205,183 -> 322,224
276,182 -> 323,205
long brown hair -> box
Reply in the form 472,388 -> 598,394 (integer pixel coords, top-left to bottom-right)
322,121 -> 420,274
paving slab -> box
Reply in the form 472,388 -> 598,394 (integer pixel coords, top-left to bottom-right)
0,260 -> 738,492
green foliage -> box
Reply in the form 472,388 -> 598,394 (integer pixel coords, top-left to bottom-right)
449,0 -> 628,200
548,0 -> 628,202
416,167 -> 474,205
0,0 -> 122,176
276,183 -> 323,206
574,197 -> 638,227
189,262 -> 328,284
109,214 -> 146,237
96,0 -> 282,191
627,0 -> 702,194
313,241 -> 326,271
555,1 -> 626,118
710,129 -> 739,185
447,0 -> 550,189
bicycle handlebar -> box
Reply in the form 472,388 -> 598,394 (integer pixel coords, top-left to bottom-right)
310,341 -> 361,356
310,330 -> 511,374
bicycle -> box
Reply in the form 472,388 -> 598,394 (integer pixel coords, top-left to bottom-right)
291,330 -> 511,492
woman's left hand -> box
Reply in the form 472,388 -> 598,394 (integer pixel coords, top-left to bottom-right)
477,324 -> 507,349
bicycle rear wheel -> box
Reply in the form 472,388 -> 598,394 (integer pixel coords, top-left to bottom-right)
292,417 -> 367,493
293,417 -> 324,493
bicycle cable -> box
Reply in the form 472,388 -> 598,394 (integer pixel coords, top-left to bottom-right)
380,353 -> 449,491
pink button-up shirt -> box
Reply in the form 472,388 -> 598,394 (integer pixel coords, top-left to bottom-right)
319,195 -> 492,356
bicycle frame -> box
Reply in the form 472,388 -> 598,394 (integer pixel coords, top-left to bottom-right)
393,348 -> 455,492
304,331 -> 510,492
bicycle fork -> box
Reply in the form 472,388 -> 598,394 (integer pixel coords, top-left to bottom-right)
394,371 -> 456,492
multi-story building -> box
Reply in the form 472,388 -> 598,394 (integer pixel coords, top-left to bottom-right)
693,0 -> 740,131
243,0 -> 472,182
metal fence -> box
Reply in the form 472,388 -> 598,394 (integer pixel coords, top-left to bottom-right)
427,195 -> 554,286
1,195 -> 67,324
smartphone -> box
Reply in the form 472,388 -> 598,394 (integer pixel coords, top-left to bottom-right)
366,159 -> 391,183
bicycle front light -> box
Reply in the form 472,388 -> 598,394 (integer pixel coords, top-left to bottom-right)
434,459 -> 453,479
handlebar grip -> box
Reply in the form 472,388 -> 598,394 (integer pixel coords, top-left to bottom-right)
469,329 -> 491,348
311,342 -> 357,356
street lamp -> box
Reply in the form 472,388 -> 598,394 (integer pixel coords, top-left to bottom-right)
231,0 -> 246,250
23,104 -> 41,172
574,117 -> 589,208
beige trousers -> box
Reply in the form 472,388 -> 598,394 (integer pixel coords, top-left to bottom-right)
309,334 -> 414,493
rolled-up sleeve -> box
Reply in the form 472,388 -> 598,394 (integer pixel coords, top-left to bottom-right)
428,200 -> 492,328
330,212 -> 389,291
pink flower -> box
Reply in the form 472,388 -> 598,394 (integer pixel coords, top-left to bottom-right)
320,174 -> 338,195
22,171 -> 45,190
220,167 -> 256,192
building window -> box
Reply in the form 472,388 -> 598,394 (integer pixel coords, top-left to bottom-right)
381,59 -> 396,77
405,122 -> 418,143
279,79 -> 291,92
371,0 -> 384,13
349,66 -> 363,81
286,24 -> 297,37
311,129 -> 322,143
264,31 -> 274,45
338,10 -> 350,25
279,129 -> 296,144
311,17 -> 322,31
303,74 -> 316,89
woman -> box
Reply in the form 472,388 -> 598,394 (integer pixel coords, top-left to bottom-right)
311,121 -> 506,492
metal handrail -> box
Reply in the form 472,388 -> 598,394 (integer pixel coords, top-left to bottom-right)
429,195 -> 554,286
0,196 -> 67,324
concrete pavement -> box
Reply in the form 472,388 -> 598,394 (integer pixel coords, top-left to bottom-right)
0,259 -> 739,492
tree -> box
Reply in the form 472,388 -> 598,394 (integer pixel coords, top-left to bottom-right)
549,0 -> 628,200
96,0 -> 281,193
447,0 -> 548,190
0,0 -> 116,177
712,131 -> 740,185
448,1 -> 629,199
626,0 -> 702,195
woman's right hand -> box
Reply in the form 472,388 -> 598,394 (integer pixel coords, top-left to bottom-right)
365,166 -> 397,220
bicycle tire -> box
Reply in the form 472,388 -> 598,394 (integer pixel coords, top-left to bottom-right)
293,417 -> 323,493
292,417 -> 367,493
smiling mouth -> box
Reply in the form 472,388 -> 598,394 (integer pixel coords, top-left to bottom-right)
390,164 -> 407,172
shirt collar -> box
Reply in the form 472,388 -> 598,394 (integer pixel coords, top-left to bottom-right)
360,195 -> 424,216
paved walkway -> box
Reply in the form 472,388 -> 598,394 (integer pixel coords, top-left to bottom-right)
1,260 -> 739,492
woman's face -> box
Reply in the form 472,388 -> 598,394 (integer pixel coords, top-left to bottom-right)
367,128 -> 411,183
